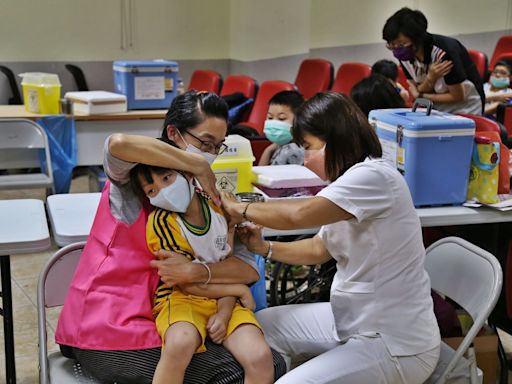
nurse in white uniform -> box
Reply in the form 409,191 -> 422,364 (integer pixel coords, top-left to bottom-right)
221,92 -> 441,384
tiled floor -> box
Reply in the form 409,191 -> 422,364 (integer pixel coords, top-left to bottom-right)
1,174 -> 512,383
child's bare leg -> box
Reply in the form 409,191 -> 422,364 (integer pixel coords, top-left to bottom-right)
152,322 -> 201,384
223,324 -> 274,384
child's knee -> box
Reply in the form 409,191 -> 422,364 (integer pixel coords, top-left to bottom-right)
242,344 -> 274,372
164,323 -> 201,355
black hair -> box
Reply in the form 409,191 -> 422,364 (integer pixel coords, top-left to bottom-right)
382,7 -> 429,47
292,92 -> 382,181
494,60 -> 512,74
372,59 -> 399,81
129,138 -> 180,200
268,90 -> 305,114
161,90 -> 228,140
350,74 -> 405,117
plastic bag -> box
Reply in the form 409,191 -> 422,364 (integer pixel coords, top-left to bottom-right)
36,115 -> 77,194
467,135 -> 500,204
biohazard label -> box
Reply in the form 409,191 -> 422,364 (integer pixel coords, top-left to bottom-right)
214,169 -> 238,193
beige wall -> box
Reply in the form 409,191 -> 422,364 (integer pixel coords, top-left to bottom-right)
0,0 -> 230,62
310,0 -> 512,49
1,0 -> 511,63
229,0 -> 311,61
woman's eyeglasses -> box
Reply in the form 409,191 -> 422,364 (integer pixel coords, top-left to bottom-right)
185,130 -> 228,155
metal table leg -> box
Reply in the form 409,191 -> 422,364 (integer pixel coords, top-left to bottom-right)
1,255 -> 17,383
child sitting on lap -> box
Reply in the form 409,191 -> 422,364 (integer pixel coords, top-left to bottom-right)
130,161 -> 274,384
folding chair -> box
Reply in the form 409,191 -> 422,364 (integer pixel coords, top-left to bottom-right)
425,237 -> 503,384
0,118 -> 55,194
37,242 -> 100,383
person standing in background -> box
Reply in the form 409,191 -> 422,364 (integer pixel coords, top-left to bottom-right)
383,7 -> 484,115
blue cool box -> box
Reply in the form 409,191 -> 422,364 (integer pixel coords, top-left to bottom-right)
369,108 -> 475,207
113,60 -> 179,110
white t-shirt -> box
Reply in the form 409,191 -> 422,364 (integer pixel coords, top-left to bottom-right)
317,158 -> 440,356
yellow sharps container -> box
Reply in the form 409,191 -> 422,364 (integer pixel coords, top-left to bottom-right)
211,134 -> 255,193
20,72 -> 61,114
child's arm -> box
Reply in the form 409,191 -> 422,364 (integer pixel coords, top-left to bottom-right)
207,296 -> 237,344
258,143 -> 279,166
179,283 -> 255,310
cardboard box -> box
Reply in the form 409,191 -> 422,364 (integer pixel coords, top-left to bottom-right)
442,329 -> 498,384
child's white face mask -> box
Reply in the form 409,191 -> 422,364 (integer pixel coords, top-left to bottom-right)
149,173 -> 195,212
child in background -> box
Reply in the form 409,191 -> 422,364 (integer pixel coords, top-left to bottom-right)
484,60 -> 512,117
130,161 -> 274,384
258,90 -> 305,166
372,59 -> 410,103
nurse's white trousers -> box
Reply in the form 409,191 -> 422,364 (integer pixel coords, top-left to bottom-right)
256,302 -> 440,384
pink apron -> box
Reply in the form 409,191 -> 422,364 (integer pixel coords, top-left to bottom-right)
55,182 -> 161,350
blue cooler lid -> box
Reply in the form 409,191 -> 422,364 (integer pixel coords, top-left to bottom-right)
369,108 -> 475,133
113,60 -> 179,72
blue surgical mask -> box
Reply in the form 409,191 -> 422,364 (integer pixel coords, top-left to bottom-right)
149,173 -> 195,212
490,76 -> 510,89
264,120 -> 293,145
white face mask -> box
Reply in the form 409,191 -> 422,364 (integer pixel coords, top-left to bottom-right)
149,173 -> 195,213
177,130 -> 218,165
185,143 -> 218,165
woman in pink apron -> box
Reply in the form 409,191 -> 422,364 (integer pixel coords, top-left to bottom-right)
56,91 -> 286,383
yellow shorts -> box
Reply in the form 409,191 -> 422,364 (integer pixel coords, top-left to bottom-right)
154,289 -> 260,353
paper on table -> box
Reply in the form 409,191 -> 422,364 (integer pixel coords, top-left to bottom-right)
465,194 -> 512,211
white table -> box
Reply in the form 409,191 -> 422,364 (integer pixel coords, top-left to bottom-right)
45,192 -> 512,241
0,199 -> 51,384
47,193 -> 101,246
0,106 -> 164,168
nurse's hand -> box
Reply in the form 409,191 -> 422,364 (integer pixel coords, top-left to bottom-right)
220,192 -> 245,225
236,222 -> 267,255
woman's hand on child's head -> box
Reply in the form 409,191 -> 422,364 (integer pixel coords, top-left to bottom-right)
206,312 -> 230,344
220,192 -> 244,225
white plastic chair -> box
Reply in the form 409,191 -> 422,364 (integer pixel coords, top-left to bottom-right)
37,241 -> 100,383
0,118 -> 55,194
425,237 -> 503,384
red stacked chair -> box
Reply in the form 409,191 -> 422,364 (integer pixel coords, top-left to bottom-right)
331,62 -> 371,96
238,80 -> 295,136
489,35 -> 512,68
294,59 -> 334,99
220,74 -> 258,99
188,70 -> 222,94
467,49 -> 488,80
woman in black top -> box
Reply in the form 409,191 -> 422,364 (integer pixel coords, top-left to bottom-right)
383,8 -> 484,115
